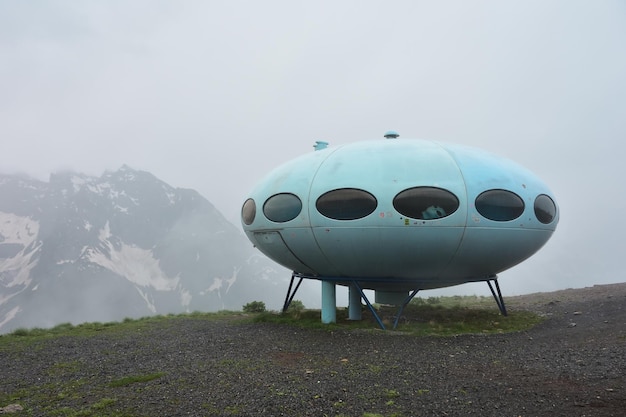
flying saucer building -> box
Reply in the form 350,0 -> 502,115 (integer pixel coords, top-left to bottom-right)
241,132 -> 558,328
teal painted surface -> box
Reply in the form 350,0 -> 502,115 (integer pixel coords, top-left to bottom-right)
242,138 -> 559,291
348,284 -> 362,320
321,281 -> 336,324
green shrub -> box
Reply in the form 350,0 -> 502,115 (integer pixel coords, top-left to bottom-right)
286,300 -> 305,318
426,296 -> 441,305
287,300 -> 305,313
9,328 -> 31,337
243,301 -> 266,313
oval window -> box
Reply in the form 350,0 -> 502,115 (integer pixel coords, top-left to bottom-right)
393,187 -> 459,220
475,189 -> 525,221
241,198 -> 256,225
263,193 -> 302,223
534,194 -> 557,224
316,188 -> 377,220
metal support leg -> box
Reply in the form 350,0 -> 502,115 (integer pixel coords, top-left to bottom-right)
487,278 -> 507,316
348,283 -> 362,320
351,281 -> 386,330
321,281 -> 336,324
392,289 -> 420,329
282,273 -> 304,313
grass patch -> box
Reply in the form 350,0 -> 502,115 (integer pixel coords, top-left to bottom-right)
0,311 -> 245,344
0,297 -> 543,344
393,302 -> 543,335
0,384 -> 126,417
252,296 -> 544,336
252,309 -> 344,330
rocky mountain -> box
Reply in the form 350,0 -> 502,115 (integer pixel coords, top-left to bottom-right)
0,166 -> 293,334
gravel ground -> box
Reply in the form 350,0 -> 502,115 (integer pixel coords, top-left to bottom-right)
1,283 -> 625,416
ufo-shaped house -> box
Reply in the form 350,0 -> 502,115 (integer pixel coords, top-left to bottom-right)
241,132 -> 558,328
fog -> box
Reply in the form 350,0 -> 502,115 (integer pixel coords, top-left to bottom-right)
1,1 -> 625,299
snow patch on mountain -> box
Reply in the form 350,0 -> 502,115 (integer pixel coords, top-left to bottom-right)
0,211 -> 39,244
135,286 -> 157,313
0,212 -> 41,290
201,267 -> 239,297
71,175 -> 88,192
180,288 -> 192,308
86,222 -> 178,291
0,306 -> 20,330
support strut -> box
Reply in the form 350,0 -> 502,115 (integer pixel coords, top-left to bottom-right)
347,282 -> 420,330
282,273 -> 304,313
350,281 -> 386,330
287,272 -> 508,329
487,277 -> 507,316
392,289 -> 420,329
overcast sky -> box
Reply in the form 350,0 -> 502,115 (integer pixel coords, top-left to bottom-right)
1,1 -> 625,297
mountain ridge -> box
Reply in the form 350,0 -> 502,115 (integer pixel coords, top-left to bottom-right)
0,165 -> 291,333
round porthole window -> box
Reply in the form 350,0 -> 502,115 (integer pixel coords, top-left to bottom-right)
241,198 -> 256,225
316,188 -> 377,220
534,194 -> 557,224
393,187 -> 459,220
475,189 -> 525,221
263,193 -> 302,223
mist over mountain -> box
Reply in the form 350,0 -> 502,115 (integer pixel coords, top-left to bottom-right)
0,166 -> 297,334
